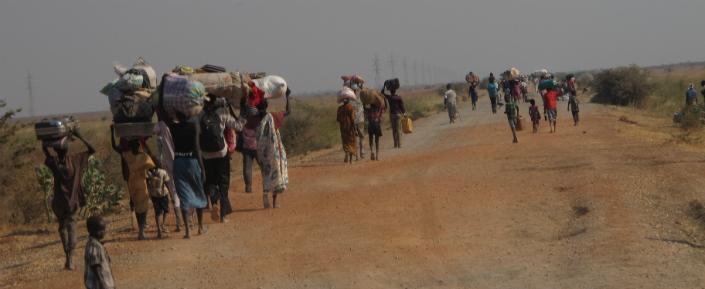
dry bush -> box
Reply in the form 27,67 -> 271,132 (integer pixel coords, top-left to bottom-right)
591,65 -> 653,107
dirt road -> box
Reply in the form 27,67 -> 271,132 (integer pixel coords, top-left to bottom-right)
4,97 -> 705,289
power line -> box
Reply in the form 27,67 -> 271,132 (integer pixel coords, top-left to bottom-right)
389,51 -> 396,78
403,58 -> 409,87
373,53 -> 381,89
27,71 -> 34,117
413,60 -> 418,86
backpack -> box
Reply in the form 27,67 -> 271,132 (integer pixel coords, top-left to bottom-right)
200,109 -> 225,152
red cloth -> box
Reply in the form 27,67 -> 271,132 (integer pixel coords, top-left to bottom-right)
224,128 -> 236,154
545,90 -> 558,110
248,81 -> 264,108
242,111 -> 286,151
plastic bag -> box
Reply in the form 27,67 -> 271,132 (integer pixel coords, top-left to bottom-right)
252,75 -> 288,99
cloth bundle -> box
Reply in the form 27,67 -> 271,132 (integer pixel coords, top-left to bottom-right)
337,87 -> 357,103
162,74 -> 206,118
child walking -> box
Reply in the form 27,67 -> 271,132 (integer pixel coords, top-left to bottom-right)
84,216 -> 115,289
504,95 -> 519,143
147,165 -> 171,239
529,99 -> 541,133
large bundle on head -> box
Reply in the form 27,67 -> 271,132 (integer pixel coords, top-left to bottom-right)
538,79 -> 557,91
341,75 -> 364,88
359,88 -> 385,107
510,67 -> 521,79
99,58 -> 158,133
337,87 -> 357,103
465,72 -> 480,84
251,75 -> 288,99
384,78 -> 400,91
169,65 -> 257,107
162,73 -> 207,118
189,72 -> 241,101
532,69 -> 550,79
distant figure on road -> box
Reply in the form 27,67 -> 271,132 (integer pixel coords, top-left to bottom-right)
444,83 -> 458,123
381,85 -> 406,148
701,80 -> 705,104
364,101 -> 384,161
686,83 -> 698,106
337,97 -> 357,164
544,86 -> 559,133
466,72 -> 480,110
529,99 -> 541,133
487,73 -> 499,114
504,94 -> 519,143
568,94 -> 580,126
43,132 -> 95,270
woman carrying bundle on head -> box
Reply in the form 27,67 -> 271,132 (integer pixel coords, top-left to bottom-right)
240,81 -> 291,209
337,87 -> 358,164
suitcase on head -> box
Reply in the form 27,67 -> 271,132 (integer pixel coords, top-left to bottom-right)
35,116 -> 79,140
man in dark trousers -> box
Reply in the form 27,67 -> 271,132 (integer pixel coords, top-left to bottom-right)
200,95 -> 243,223
381,83 -> 406,148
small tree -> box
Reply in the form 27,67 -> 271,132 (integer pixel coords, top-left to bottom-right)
0,100 -> 38,224
591,65 -> 653,107
35,165 -> 54,223
80,157 -> 123,218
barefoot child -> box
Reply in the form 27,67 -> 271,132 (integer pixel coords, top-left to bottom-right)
529,99 -> 541,133
147,165 -> 171,239
84,216 -> 115,289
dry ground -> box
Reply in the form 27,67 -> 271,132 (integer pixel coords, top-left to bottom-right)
3,96 -> 705,289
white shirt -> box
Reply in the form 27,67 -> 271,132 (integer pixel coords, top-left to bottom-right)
444,89 -> 457,105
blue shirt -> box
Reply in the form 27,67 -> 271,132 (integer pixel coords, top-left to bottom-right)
487,82 -> 499,97
687,88 -> 697,103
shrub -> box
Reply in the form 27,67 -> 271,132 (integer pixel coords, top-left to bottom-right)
281,101 -> 339,155
35,165 -> 54,223
591,65 -> 653,107
80,157 -> 123,217
0,100 -> 38,224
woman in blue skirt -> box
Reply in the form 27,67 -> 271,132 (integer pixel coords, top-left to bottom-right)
169,112 -> 208,239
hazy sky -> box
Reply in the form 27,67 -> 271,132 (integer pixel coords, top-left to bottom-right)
1,0 -> 704,116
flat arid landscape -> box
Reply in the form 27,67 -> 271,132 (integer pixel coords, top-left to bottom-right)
2,1 -> 705,288
4,91 -> 705,288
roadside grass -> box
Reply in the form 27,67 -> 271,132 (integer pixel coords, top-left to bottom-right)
644,69 -> 705,118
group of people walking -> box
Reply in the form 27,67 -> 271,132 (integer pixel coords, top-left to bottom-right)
41,75 -> 292,289
442,70 -> 581,143
337,77 -> 406,163
41,67 -> 588,289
